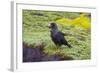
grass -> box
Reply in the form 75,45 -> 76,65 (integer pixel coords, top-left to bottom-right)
23,10 -> 91,60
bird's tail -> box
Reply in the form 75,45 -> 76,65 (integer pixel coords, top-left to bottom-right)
64,41 -> 72,48
67,44 -> 72,48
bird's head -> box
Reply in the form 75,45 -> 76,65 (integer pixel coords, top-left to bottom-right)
48,22 -> 58,30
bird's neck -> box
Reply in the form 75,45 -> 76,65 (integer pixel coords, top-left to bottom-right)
51,28 -> 58,33
52,27 -> 58,30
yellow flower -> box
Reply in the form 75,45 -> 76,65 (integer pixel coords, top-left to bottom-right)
56,14 -> 91,29
71,14 -> 91,29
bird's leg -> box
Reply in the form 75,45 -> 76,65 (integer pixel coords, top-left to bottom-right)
55,45 -> 59,49
56,45 -> 62,49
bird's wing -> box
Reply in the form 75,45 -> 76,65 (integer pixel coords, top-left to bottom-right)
59,31 -> 73,36
59,31 -> 66,36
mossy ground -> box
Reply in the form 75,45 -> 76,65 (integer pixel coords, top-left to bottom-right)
23,10 -> 91,60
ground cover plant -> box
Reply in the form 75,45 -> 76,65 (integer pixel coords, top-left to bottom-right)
23,10 -> 91,62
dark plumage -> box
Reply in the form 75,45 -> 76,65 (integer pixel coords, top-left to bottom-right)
48,22 -> 72,48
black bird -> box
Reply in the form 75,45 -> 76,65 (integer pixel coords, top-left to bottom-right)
48,22 -> 72,48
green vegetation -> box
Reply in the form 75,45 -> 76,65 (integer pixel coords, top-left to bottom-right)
23,10 -> 91,60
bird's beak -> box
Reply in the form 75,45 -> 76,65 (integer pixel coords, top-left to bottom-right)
47,24 -> 51,28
